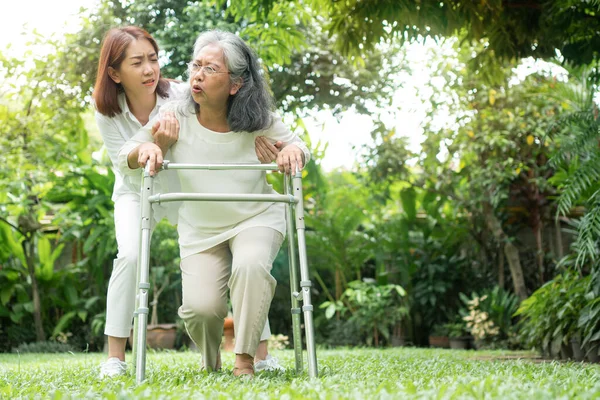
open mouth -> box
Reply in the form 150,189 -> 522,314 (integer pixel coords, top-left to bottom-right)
143,79 -> 156,86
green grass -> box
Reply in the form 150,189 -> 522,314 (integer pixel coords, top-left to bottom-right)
1,348 -> 599,399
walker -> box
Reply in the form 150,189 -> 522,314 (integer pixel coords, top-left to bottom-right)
131,162 -> 318,383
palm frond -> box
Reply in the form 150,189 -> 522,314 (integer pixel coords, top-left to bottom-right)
555,152 -> 600,216
572,192 -> 600,267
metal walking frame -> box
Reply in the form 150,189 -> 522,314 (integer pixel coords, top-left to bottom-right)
131,161 -> 318,383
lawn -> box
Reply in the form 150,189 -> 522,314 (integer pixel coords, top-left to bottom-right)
1,348 -> 599,399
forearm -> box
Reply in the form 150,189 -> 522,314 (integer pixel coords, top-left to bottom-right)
127,146 -> 142,170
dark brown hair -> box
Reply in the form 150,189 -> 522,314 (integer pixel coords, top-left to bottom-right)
93,26 -> 170,117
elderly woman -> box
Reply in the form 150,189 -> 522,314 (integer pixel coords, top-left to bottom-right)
118,30 -> 309,377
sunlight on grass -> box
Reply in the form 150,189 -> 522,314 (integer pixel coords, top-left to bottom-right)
1,348 -> 599,399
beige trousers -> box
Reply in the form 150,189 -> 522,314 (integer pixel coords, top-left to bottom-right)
178,227 -> 283,370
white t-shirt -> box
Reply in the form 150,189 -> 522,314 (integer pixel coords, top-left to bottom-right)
94,82 -> 188,223
118,101 -> 311,259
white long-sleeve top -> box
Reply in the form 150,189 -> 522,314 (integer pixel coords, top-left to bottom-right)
94,82 -> 188,223
118,101 -> 310,259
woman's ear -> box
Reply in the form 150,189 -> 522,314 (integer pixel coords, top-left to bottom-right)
229,78 -> 243,95
108,66 -> 121,84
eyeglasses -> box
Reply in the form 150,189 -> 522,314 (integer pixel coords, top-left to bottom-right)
187,62 -> 231,76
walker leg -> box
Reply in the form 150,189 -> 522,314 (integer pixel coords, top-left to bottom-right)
133,168 -> 154,383
285,175 -> 303,374
292,172 -> 318,378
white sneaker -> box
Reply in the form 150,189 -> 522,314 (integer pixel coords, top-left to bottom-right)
99,357 -> 127,378
254,355 -> 285,372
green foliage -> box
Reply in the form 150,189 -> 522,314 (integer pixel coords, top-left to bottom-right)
515,271 -> 590,356
320,279 -> 408,346
313,0 -> 600,68
443,321 -> 469,339
11,341 -> 76,354
305,170 -> 375,301
0,31 -> 114,348
0,33 -> 94,342
313,317 -> 363,348
578,273 -> 600,348
547,65 -> 600,268
148,221 -> 182,325
460,287 -> 520,347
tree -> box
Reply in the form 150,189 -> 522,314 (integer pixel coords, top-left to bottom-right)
0,36 -> 92,341
546,64 -> 600,270
324,1 -> 599,62
224,1 -> 600,80
82,0 -> 403,118
418,45 -> 568,299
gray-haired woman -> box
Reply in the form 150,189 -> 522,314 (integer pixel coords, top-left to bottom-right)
119,30 -> 309,377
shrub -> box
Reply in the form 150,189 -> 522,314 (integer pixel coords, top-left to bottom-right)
320,279 -> 408,346
12,341 -> 76,354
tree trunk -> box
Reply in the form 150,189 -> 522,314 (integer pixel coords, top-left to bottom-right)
498,245 -> 504,289
335,268 -> 342,301
483,202 -> 528,300
23,239 -> 45,341
533,217 -> 544,285
373,324 -> 379,347
503,241 -> 528,300
555,219 -> 564,260
150,283 -> 159,326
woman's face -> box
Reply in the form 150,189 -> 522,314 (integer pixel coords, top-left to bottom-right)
188,44 -> 240,108
109,38 -> 160,97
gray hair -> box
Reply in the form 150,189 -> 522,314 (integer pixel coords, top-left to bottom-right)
184,30 -> 274,132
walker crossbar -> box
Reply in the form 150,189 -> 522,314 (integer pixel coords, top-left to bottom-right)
149,193 -> 297,204
163,161 -> 280,171
132,162 -> 318,383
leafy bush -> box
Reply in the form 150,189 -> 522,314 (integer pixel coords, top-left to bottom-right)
314,318 -> 363,348
516,271 -> 589,356
320,279 -> 408,346
577,273 -> 600,349
12,341 -> 76,354
443,321 -> 469,338
460,287 -> 520,348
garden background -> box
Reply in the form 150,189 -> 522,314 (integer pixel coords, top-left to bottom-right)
1,0 -> 600,365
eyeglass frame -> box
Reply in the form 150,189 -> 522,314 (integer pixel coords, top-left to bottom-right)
187,62 -> 231,76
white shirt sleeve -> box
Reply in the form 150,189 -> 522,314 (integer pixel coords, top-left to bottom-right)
95,111 -> 129,172
260,114 -> 311,164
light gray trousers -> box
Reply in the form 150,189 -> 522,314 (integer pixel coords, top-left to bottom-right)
178,227 -> 283,370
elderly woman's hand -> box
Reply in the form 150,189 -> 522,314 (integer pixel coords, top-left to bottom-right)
276,144 -> 305,175
152,111 -> 179,154
137,142 -> 164,176
255,136 -> 282,163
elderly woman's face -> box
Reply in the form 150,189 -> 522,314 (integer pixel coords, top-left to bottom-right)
188,44 -> 240,107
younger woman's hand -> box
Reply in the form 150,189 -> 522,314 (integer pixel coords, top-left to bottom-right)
152,111 -> 180,154
255,136 -> 282,163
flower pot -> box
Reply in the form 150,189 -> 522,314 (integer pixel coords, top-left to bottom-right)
429,336 -> 450,348
585,341 -> 600,363
560,342 -> 573,360
223,317 -> 235,352
449,336 -> 469,350
128,323 -> 177,349
571,338 -> 584,362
